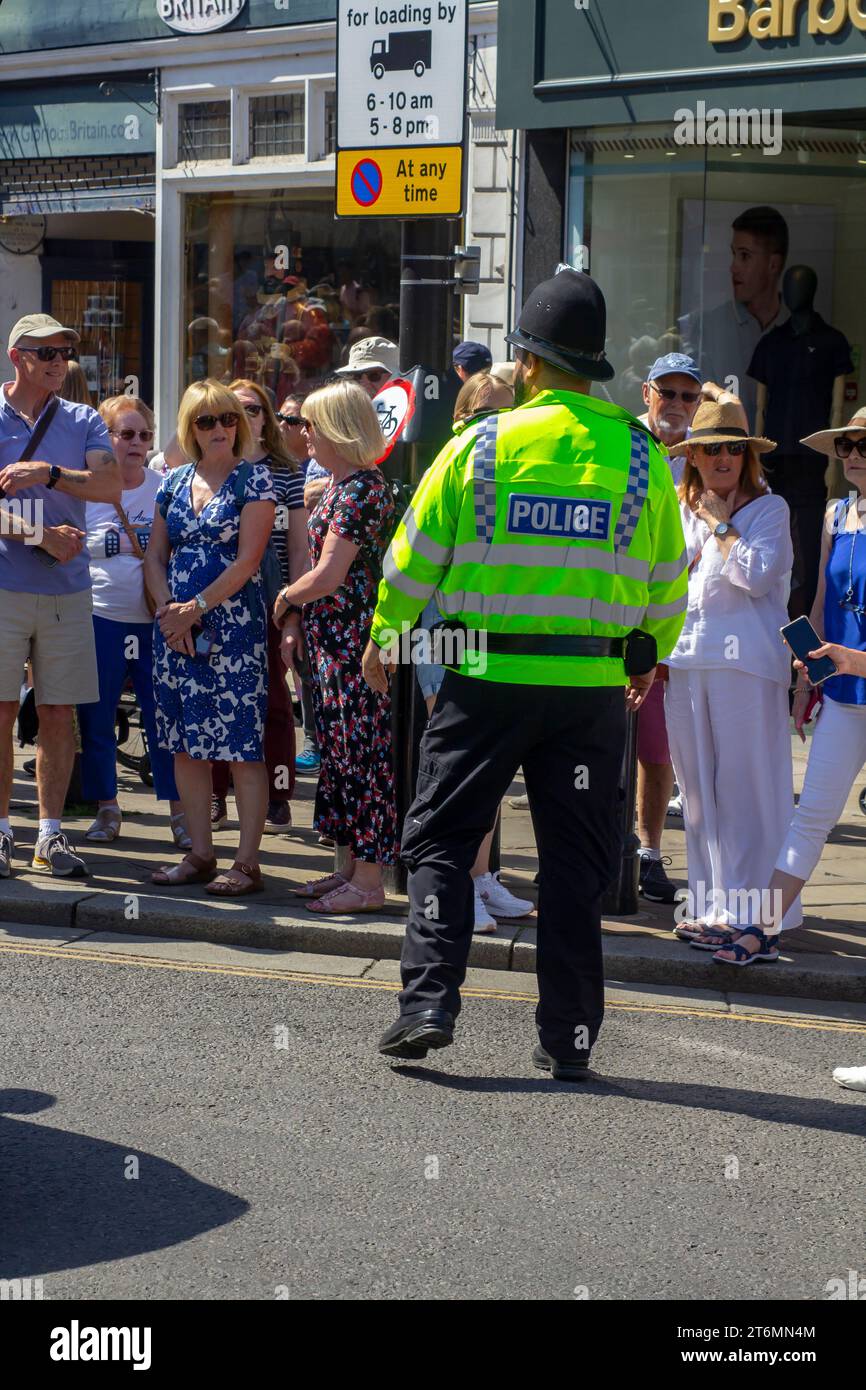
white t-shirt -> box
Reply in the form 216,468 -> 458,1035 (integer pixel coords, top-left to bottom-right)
666,492 -> 794,687
86,470 -> 162,624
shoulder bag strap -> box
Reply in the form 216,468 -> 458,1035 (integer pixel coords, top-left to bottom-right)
233,460 -> 253,508
16,394 -> 60,464
112,501 -> 147,562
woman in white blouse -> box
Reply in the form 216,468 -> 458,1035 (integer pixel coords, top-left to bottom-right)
664,400 -> 801,954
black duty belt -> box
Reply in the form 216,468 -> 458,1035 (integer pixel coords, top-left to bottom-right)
431,621 -> 658,675
481,633 -> 625,658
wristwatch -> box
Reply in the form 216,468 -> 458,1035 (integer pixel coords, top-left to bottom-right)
46,465 -> 62,490
713,521 -> 731,538
193,592 -> 208,615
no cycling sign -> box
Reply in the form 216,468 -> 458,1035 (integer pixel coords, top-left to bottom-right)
335,1 -> 468,218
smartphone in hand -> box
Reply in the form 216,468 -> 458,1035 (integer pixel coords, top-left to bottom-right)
780,617 -> 838,685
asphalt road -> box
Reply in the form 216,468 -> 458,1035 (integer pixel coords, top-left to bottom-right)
2,932 -> 866,1302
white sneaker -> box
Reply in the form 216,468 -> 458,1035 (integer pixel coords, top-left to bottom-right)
833,1065 -> 866,1092
667,791 -> 684,817
509,793 -> 529,809
473,885 -> 497,934
475,871 -> 535,920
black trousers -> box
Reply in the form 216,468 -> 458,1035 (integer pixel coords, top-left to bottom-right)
399,672 -> 626,1058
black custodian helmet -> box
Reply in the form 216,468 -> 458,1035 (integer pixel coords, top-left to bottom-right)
506,266 -> 615,383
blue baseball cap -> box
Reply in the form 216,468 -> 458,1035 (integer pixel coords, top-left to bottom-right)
647,353 -> 702,385
453,340 -> 493,374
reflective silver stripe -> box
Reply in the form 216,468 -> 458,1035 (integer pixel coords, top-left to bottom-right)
613,428 -> 650,554
382,551 -> 438,602
646,593 -> 689,620
649,551 -> 688,585
435,588 -> 647,627
473,414 -> 499,542
402,506 -> 453,566
451,540 -> 649,581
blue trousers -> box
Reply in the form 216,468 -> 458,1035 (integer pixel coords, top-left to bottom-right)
78,614 -> 179,803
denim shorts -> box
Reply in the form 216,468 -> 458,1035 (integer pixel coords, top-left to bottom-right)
415,597 -> 445,701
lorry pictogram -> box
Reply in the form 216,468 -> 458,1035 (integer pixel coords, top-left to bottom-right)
370,30 -> 432,80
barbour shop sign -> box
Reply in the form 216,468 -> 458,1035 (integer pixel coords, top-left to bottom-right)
710,0 -> 866,41
157,0 -> 246,34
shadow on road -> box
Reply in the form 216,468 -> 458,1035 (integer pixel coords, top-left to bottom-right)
390,1068 -> 866,1135
0,1089 -> 248,1280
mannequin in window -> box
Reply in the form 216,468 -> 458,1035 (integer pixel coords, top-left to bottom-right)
749,265 -> 852,619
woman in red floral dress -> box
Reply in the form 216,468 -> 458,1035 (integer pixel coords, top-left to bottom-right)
273,381 -> 397,912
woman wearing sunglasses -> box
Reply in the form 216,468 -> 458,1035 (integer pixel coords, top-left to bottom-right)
712,408 -> 866,966
272,381 -> 396,913
209,379 -> 308,835
145,380 -> 276,895
663,399 -> 801,956
77,396 -> 189,848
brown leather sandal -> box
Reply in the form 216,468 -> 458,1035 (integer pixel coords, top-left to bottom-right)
151,852 -> 218,886
205,860 -> 265,897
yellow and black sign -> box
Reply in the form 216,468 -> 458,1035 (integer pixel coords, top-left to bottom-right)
336,146 -> 463,219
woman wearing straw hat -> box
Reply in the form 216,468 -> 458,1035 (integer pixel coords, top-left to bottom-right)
663,399 -> 802,957
713,408 -> 866,967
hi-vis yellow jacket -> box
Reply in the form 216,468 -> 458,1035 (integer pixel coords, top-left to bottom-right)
370,389 -> 688,686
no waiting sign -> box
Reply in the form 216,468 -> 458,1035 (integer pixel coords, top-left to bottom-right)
337,2 -> 468,151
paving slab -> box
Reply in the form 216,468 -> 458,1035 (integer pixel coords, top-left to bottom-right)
365,957 -> 540,994
604,981 -> 728,1011
64,933 -> 376,977
726,993 -> 866,1024
0,877 -> 96,929
0,920 -> 91,946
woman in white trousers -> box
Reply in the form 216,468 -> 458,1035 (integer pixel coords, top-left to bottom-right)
712,407 -> 866,978
663,400 -> 800,955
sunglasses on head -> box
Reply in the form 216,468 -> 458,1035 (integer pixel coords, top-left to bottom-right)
112,428 -> 154,443
651,383 -> 701,404
17,344 -> 77,362
194,412 -> 239,431
699,441 -> 748,457
243,403 -> 263,417
279,414 -> 308,427
835,436 -> 866,460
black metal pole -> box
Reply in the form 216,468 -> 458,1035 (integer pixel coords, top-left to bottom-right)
398,219 -> 455,381
386,218 -> 457,894
601,711 -> 640,916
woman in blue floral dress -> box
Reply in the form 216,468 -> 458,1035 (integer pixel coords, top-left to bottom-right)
273,381 -> 397,912
144,380 -> 276,895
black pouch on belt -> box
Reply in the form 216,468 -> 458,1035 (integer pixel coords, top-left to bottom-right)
624,629 -> 658,677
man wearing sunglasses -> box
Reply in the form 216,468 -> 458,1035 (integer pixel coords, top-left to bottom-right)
302,335 -> 400,514
0,313 -> 121,881
633,354 -> 706,904
334,336 -> 399,399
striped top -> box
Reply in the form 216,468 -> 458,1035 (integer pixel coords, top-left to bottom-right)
265,454 -> 305,582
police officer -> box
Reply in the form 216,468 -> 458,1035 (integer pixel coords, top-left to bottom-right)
362,269 -> 687,1080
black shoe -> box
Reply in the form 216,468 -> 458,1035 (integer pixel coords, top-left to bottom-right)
532,1043 -> 591,1082
379,1009 -> 455,1060
639,854 -> 678,904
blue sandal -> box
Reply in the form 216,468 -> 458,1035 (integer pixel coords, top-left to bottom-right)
712,927 -> 780,967
689,925 -> 737,951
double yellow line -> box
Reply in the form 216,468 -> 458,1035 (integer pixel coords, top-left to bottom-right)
3,940 -> 866,1034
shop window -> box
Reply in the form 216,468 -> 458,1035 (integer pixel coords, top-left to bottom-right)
250,94 -> 305,158
181,189 -> 401,407
567,122 -> 866,433
325,91 -> 337,156
179,101 -> 231,162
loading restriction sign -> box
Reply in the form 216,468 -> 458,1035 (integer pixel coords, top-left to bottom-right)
351,158 -> 383,207
336,1 -> 468,219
